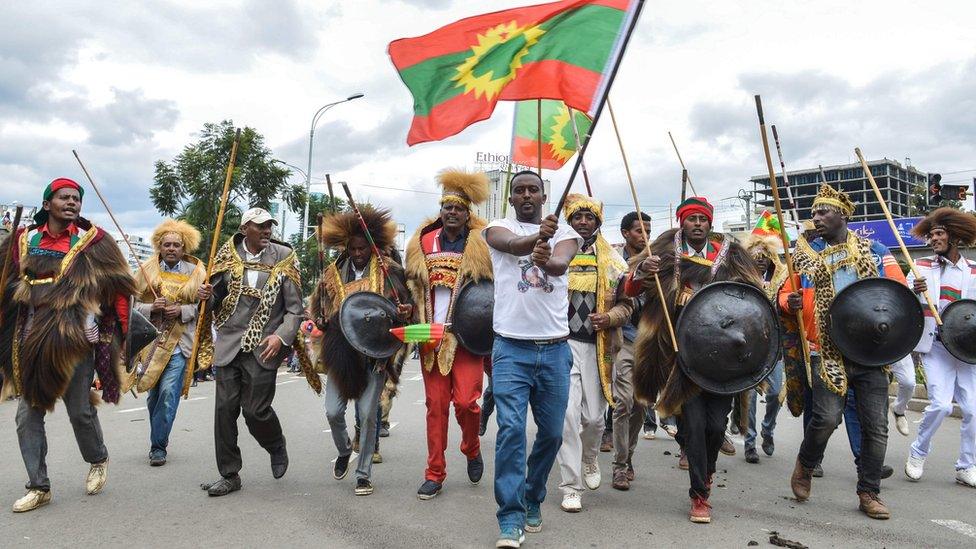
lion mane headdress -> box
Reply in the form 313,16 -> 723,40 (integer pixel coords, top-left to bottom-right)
320,205 -> 397,252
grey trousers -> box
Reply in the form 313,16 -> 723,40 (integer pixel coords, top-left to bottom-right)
612,340 -> 644,469
324,366 -> 385,480
16,356 -> 107,492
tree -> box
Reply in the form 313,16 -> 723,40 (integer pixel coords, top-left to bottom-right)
150,120 -> 306,256
291,193 -> 346,295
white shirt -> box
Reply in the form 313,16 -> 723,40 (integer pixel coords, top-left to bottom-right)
937,255 -> 966,311
243,245 -> 263,288
485,218 -> 582,340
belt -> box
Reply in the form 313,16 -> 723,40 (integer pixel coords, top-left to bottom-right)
495,333 -> 568,346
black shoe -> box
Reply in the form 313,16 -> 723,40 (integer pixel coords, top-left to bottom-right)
191,379 -> 198,387
468,453 -> 485,485
479,417 -> 488,436
812,463 -> 824,478
355,478 -> 373,496
417,479 -> 442,500
270,444 -> 288,479
379,422 -> 390,438
761,435 -> 775,457
745,448 -> 760,464
333,454 -> 351,480
881,465 -> 893,479
202,475 -> 241,497
149,450 -> 166,467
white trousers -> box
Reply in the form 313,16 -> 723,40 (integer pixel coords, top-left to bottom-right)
910,342 -> 976,470
557,339 -> 605,495
891,355 -> 917,416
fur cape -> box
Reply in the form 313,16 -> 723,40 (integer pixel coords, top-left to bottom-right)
404,215 -> 492,374
0,218 -> 137,410
632,229 -> 763,417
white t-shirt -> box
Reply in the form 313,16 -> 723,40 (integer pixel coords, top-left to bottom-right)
485,218 -> 582,340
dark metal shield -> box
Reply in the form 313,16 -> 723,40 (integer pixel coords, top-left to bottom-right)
126,307 -> 159,373
939,298 -> 976,364
828,277 -> 924,367
675,281 -> 781,395
339,292 -> 403,359
451,280 -> 494,356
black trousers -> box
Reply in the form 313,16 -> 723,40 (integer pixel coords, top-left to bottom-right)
214,352 -> 284,478
675,391 -> 733,499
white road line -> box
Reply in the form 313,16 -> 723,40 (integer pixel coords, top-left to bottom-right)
276,379 -> 299,386
932,519 -> 976,539
407,374 -> 422,381
414,399 -> 425,405
116,396 -> 206,413
388,421 -> 399,430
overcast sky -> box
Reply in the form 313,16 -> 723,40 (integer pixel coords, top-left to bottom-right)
1,0 -> 974,242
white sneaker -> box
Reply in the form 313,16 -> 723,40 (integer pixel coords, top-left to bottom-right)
583,459 -> 601,490
956,466 -> 976,488
905,454 -> 924,481
560,491 -> 582,513
894,413 -> 910,437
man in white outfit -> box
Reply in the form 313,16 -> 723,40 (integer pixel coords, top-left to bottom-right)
904,207 -> 976,488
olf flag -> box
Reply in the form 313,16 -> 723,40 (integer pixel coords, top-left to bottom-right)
752,210 -> 789,243
390,323 -> 446,344
511,100 -> 592,170
389,0 -> 641,145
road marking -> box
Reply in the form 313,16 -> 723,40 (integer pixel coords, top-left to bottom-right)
388,421 -> 399,431
407,374 -> 422,381
116,396 -> 206,413
276,379 -> 299,386
414,399 -> 425,405
932,519 -> 976,539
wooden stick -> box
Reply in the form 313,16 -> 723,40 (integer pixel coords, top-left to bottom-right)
72,150 -> 158,300
607,98 -> 678,353
501,163 -> 513,219
855,147 -> 942,325
189,128 -> 242,374
568,107 -> 594,197
668,131 -> 698,196
536,99 -> 543,177
680,169 -> 688,203
770,125 -> 803,225
755,96 -> 812,376
0,205 -> 24,331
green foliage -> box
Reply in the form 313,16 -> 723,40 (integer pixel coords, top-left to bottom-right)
150,120 -> 306,256
290,195 -> 347,295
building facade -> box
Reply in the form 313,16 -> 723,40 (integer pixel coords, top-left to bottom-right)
117,234 -> 154,271
750,158 -> 926,223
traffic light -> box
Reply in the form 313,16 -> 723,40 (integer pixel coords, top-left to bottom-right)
927,173 -> 942,206
940,185 -> 969,202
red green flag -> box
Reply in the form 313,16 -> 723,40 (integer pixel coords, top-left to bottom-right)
389,323 -> 446,344
388,0 -> 641,145
752,210 -> 789,242
511,100 -> 592,169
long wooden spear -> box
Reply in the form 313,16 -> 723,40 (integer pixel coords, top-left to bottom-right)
339,182 -> 403,306
668,131 -> 699,197
755,96 -> 812,378
855,147 -> 942,325
0,205 -> 24,331
568,106 -> 594,197
607,98 -> 678,352
770,125 -> 802,225
73,150 -> 158,300
188,128 -> 241,383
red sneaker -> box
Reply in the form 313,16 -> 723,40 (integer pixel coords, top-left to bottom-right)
689,496 -> 712,524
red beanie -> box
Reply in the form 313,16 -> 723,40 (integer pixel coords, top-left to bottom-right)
676,196 -> 713,225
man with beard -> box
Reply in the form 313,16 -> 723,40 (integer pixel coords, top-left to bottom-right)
406,169 -> 492,500
197,208 -> 303,497
311,205 -> 412,496
556,194 -> 631,511
126,219 -> 206,466
781,185 -> 906,519
486,171 -> 581,548
624,197 -> 762,523
1,178 -> 136,512
904,207 -> 976,488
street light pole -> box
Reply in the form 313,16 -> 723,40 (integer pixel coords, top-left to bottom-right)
302,93 -> 364,241
272,159 -> 310,239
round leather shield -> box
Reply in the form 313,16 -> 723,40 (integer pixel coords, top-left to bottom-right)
675,281 -> 781,395
939,298 -> 976,364
339,292 -> 403,359
451,280 -> 494,356
828,277 -> 923,367
126,307 -> 159,373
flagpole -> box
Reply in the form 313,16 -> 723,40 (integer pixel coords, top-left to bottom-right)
536,99 -> 543,177
568,107 -> 594,197
607,97 -> 678,353
680,169 -> 688,203
551,0 -> 646,218
668,131 -> 698,196
501,163 -> 513,219
755,96 -> 811,379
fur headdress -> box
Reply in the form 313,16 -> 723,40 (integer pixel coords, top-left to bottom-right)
911,207 -> 976,246
742,233 -> 784,260
151,218 -> 201,253
812,184 -> 855,217
564,193 -> 604,224
320,205 -> 397,251
438,168 -> 491,209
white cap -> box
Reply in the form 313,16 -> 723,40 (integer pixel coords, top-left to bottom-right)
240,207 -> 278,229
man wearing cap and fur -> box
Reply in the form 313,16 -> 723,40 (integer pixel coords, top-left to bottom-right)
624,196 -> 763,523
310,205 -> 412,496
780,185 -> 906,519
405,169 -> 492,500
0,178 -> 136,513
904,207 -> 976,488
555,194 -> 631,512
197,207 -> 308,497
124,219 -> 206,467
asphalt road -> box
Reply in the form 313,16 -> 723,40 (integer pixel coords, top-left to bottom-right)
1,359 -> 974,548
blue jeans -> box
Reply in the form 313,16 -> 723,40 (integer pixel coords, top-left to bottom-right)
147,352 -> 188,455
492,336 -> 571,530
745,361 -> 784,451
